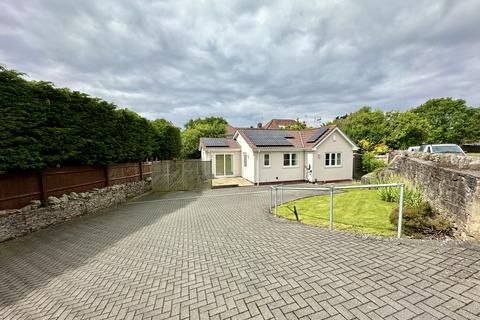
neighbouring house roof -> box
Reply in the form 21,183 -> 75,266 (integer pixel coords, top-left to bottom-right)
263,119 -> 297,129
225,124 -> 237,137
199,137 -> 240,150
236,126 -> 338,149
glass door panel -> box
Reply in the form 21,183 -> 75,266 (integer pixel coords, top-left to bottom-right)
215,154 -> 225,176
225,154 -> 233,175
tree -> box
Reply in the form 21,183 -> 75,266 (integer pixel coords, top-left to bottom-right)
181,117 -> 227,159
385,111 -> 430,150
181,128 -> 203,159
412,98 -> 480,144
151,119 -> 181,160
333,106 -> 388,148
185,116 -> 227,131
331,100 -> 480,151
113,109 -> 154,163
0,65 -> 179,171
0,67 -> 48,171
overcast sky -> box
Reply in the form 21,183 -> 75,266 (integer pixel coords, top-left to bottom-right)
1,0 -> 480,127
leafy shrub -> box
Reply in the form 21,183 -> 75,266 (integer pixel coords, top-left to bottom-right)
377,185 -> 397,203
390,203 -> 453,238
373,143 -> 389,154
375,175 -> 422,208
0,66 -> 180,171
181,117 -> 227,159
362,152 -> 387,173
358,139 -> 371,151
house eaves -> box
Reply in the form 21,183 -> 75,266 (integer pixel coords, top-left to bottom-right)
312,127 -> 358,150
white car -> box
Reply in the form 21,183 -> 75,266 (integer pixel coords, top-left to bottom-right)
419,144 -> 466,155
407,146 -> 420,152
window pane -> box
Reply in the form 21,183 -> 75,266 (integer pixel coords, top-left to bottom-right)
216,155 -> 224,176
225,154 -> 233,175
331,153 -> 336,165
243,153 -> 247,167
283,154 -> 290,166
264,154 -> 270,166
291,154 -> 297,166
325,153 -> 330,166
336,153 -> 342,166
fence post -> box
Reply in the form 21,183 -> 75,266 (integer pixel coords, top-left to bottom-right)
104,165 -> 110,187
280,184 -> 284,205
329,186 -> 334,230
270,188 -> 273,212
39,170 -> 48,203
397,184 -> 405,239
139,162 -> 143,181
274,186 -> 278,215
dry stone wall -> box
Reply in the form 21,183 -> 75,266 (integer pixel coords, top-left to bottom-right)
0,179 -> 151,242
386,151 -> 480,240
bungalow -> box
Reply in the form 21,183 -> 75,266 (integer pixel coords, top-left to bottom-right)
199,125 -> 358,184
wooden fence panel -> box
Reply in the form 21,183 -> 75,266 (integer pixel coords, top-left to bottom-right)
109,163 -> 141,185
0,172 -> 42,209
45,166 -> 106,198
353,153 -> 365,180
0,162 -> 152,210
142,163 -> 152,178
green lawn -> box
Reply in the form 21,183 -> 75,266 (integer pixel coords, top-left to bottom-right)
276,189 -> 398,236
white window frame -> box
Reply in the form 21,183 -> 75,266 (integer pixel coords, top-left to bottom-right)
324,152 -> 342,168
283,153 -> 299,167
263,154 -> 270,167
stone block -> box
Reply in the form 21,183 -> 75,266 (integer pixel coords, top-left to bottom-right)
47,196 -> 61,205
0,180 -> 152,242
387,151 -> 480,240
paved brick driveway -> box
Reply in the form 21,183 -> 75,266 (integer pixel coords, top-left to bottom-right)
1,186 -> 480,319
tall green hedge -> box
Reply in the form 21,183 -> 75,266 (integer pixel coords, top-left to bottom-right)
0,66 -> 180,171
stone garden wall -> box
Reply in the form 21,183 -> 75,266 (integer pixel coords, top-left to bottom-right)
385,151 -> 480,240
0,179 -> 152,242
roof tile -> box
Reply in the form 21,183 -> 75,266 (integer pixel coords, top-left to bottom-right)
236,126 -> 336,149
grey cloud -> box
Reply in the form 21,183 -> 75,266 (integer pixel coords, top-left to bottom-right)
1,0 -> 479,127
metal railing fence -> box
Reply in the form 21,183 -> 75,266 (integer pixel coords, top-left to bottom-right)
270,183 -> 405,239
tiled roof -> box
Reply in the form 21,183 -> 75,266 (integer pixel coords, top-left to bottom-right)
237,126 -> 336,149
263,119 -> 297,129
199,137 -> 240,150
225,124 -> 237,137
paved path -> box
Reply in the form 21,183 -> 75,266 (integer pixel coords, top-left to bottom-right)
1,186 -> 479,319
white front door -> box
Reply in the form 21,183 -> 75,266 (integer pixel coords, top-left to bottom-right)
307,153 -> 314,182
215,154 -> 233,177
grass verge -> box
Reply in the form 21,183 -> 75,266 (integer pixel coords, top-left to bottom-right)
276,189 -> 398,236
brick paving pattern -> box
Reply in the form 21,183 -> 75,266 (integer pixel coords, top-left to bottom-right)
1,186 -> 479,319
